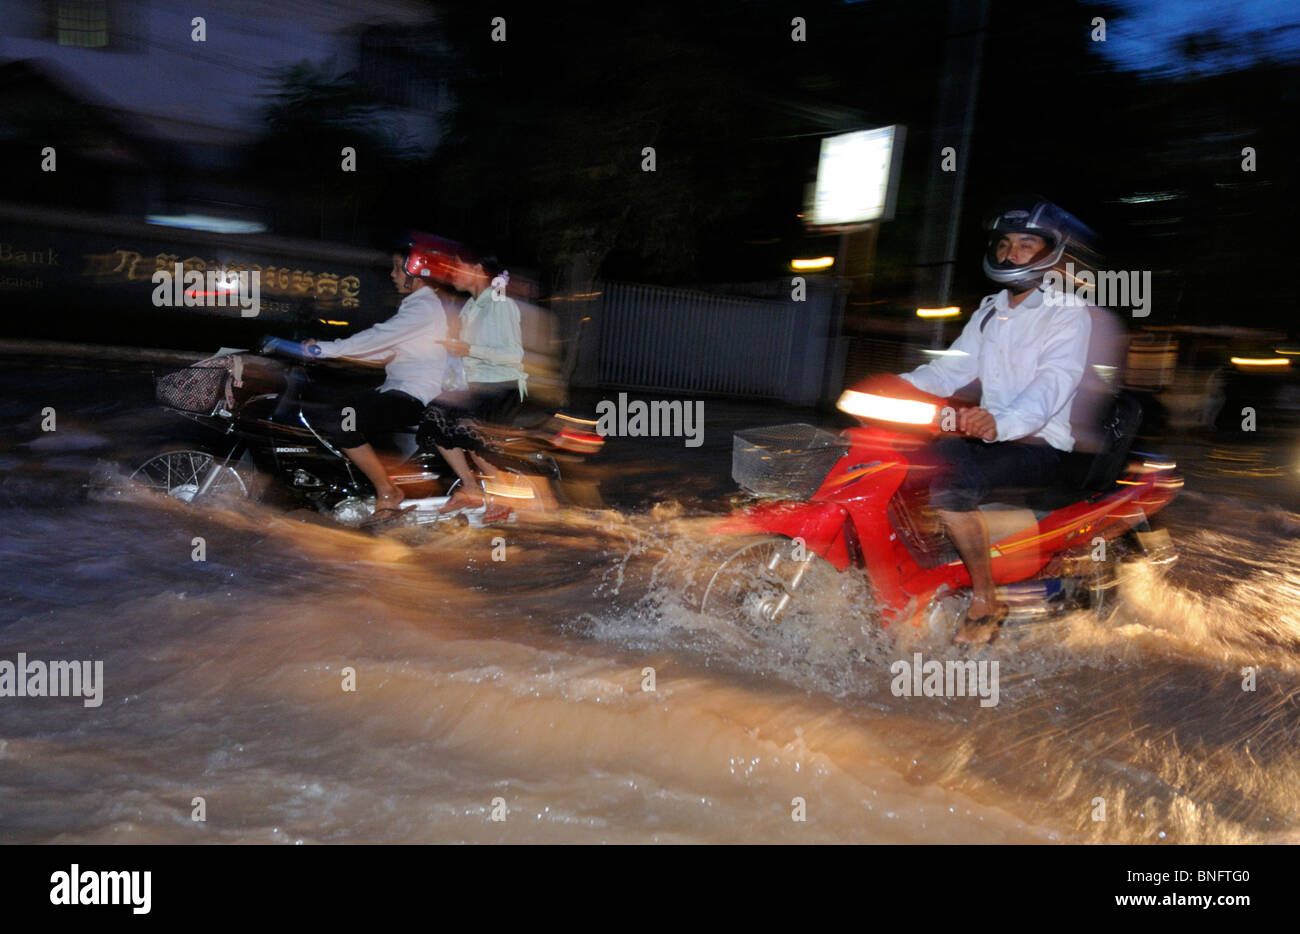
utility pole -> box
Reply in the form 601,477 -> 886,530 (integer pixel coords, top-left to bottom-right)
914,0 -> 990,331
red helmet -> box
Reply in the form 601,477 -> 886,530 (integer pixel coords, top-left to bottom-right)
402,233 -> 458,281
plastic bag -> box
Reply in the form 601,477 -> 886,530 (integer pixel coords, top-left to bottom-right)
443,354 -> 468,392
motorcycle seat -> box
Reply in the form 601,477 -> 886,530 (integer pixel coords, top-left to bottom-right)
1026,391 -> 1143,512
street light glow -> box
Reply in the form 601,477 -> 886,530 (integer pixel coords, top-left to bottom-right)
145,214 -> 266,234
1231,357 -> 1290,367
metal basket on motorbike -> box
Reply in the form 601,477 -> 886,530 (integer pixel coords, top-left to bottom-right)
155,363 -> 232,415
732,423 -> 848,500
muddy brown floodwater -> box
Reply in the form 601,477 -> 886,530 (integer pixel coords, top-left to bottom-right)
1,355 -> 1298,843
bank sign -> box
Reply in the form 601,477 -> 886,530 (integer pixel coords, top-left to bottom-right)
0,210 -> 394,346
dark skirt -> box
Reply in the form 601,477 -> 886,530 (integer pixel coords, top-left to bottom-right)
467,380 -> 523,423
417,398 -> 490,454
416,381 -> 521,454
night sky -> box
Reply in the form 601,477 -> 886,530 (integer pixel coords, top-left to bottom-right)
1097,0 -> 1300,74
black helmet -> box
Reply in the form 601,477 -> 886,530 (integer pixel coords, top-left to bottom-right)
982,195 -> 1095,291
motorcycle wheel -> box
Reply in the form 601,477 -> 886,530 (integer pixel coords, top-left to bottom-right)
700,535 -> 843,632
130,449 -> 250,503
1087,531 -> 1136,622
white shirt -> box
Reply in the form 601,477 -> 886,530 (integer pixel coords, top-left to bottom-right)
314,286 -> 447,406
900,285 -> 1093,451
461,287 -> 528,396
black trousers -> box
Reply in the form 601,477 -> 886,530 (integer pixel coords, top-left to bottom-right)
923,436 -> 1063,513
320,389 -> 425,449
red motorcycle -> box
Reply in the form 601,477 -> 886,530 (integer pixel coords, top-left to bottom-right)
701,374 -> 1181,636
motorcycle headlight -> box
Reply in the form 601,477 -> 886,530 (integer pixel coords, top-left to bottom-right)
836,390 -> 937,425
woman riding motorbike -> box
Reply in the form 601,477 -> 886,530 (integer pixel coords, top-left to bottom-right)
301,237 -> 448,523
425,251 -> 528,519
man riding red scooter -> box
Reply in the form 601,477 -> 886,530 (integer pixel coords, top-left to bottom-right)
900,194 -> 1110,644
704,194 -> 1177,645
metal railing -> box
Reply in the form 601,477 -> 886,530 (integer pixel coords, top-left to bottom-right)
595,281 -> 804,399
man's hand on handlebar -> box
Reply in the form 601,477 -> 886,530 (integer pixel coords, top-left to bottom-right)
258,336 -> 322,361
956,407 -> 998,442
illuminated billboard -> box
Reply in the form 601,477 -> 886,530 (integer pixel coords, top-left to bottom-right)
810,125 -> 905,227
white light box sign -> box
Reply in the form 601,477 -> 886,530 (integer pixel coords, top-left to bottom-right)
810,125 -> 905,227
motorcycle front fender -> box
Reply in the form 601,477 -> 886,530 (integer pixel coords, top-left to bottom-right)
709,500 -> 853,570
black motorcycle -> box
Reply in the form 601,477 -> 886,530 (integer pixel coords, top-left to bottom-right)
129,344 -> 605,527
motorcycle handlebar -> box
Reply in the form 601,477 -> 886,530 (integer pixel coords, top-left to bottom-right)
259,336 -> 321,362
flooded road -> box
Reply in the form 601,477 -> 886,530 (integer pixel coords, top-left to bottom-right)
2,352 -> 1298,843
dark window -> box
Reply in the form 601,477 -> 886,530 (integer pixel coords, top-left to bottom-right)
46,1 -> 142,53
52,0 -> 110,48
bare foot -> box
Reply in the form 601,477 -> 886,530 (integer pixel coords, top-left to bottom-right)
953,598 -> 1008,645
361,490 -> 409,530
439,488 -> 484,514
375,489 -> 406,511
